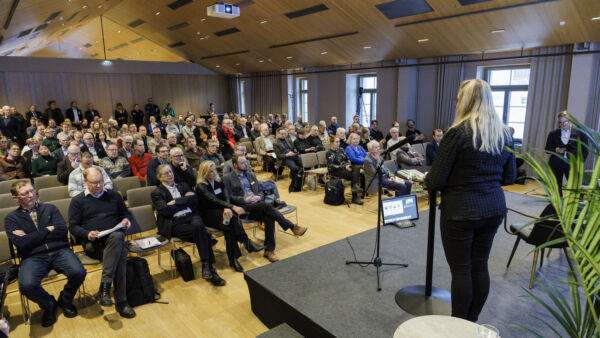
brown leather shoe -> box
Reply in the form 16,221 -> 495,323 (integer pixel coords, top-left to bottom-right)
292,225 -> 308,236
263,251 -> 279,262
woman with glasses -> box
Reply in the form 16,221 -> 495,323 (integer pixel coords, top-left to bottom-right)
0,143 -> 31,180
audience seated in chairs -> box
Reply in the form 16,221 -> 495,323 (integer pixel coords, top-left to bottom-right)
68,152 -> 113,197
68,167 -> 135,318
42,128 -> 60,153
223,143 -> 253,175
345,133 -> 367,168
118,136 -> 134,159
5,181 -> 86,327
200,140 -> 225,173
327,137 -> 363,205
195,161 -> 264,272
217,119 -> 239,161
184,137 -> 204,168
100,142 -> 131,179
32,145 -> 59,178
147,128 -> 164,156
369,120 -> 384,142
405,119 -> 425,144
170,147 -> 196,188
146,143 -> 170,186
53,135 -> 70,162
274,127 -> 303,192
364,140 -> 412,197
81,132 -> 107,165
223,155 -> 307,263
395,139 -> 426,167
426,129 -> 443,166
385,127 -> 402,160
128,139 -> 152,183
0,143 -> 31,181
336,127 -> 348,149
57,145 -> 80,185
254,124 -> 276,174
150,164 -> 226,286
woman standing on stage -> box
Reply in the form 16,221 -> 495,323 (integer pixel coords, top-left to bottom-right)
424,79 -> 516,322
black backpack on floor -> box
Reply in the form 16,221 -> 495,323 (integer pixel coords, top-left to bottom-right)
126,257 -> 163,307
324,177 -> 346,205
289,169 -> 303,192
171,248 -> 195,282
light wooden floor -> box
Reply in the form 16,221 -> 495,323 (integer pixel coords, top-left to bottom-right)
4,175 -> 543,338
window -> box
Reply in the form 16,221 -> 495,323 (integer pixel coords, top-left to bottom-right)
358,75 -> 377,126
239,80 -> 246,115
484,66 -> 530,141
298,78 -> 308,122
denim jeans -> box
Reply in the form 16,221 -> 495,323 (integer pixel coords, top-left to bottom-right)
19,247 -> 86,310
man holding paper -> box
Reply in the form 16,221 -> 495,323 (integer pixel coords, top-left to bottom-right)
68,167 -> 136,319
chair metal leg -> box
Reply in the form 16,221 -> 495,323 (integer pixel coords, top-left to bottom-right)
21,293 -> 31,325
546,248 -> 552,258
529,249 -> 539,289
563,248 -> 578,283
540,248 -> 545,268
506,237 -> 521,268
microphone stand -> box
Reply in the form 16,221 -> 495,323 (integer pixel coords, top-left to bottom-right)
346,155 -> 408,291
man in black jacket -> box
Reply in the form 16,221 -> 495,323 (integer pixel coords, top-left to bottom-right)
223,155 -> 307,262
145,98 -> 160,122
57,145 -> 81,185
274,127 -> 303,192
6,181 -> 86,327
169,147 -> 196,188
151,164 -> 225,285
369,120 -> 384,142
68,167 -> 135,318
426,129 -> 443,166
80,132 -> 107,164
84,103 -> 100,122
65,101 -> 83,130
544,111 -> 589,195
43,101 -> 64,126
0,105 -> 23,145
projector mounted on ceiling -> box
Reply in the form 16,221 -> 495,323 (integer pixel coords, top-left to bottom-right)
207,3 -> 240,19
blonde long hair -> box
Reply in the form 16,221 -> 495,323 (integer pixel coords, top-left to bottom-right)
451,79 -> 510,155
197,160 -> 216,185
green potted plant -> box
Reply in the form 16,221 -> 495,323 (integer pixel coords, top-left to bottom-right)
509,114 -> 599,337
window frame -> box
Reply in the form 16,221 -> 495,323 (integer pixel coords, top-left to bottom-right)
297,78 -> 308,122
358,74 -> 377,126
239,80 -> 246,116
483,65 -> 530,142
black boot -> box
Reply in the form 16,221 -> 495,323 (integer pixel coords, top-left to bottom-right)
57,292 -> 78,318
352,193 -> 364,205
230,258 -> 244,272
351,184 -> 363,193
201,261 -> 213,280
96,282 -> 113,307
245,238 -> 265,253
116,302 -> 136,318
209,269 -> 226,286
41,298 -> 58,327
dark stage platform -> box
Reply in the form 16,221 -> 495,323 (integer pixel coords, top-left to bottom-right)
245,192 -> 575,337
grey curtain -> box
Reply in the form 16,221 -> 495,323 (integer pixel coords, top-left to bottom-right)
522,45 -> 573,158
250,72 -> 282,116
434,56 -> 465,131
229,76 -> 240,114
584,53 -> 600,170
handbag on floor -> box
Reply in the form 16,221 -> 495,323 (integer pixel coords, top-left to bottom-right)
324,177 -> 346,205
171,248 -> 195,282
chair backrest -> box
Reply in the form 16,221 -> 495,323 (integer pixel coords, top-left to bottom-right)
0,193 -> 18,209
412,143 -> 426,157
38,185 -> 70,203
528,204 -> 567,247
383,160 -> 399,176
127,186 -> 156,208
0,179 -> 30,195
0,206 -> 18,232
241,141 -> 254,154
34,175 -> 61,191
316,151 -> 327,167
239,137 -> 250,143
0,232 -> 12,262
113,176 -> 143,199
47,198 -> 72,225
300,153 -> 318,170
128,205 -> 157,233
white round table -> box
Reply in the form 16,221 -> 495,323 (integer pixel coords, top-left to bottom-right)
394,315 -> 490,338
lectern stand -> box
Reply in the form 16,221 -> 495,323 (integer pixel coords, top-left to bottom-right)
394,189 -> 451,316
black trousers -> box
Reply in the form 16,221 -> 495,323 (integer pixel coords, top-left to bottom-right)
549,158 -> 569,195
202,209 -> 248,261
172,214 -> 215,265
263,152 -> 276,173
331,166 -> 361,188
242,202 -> 294,252
440,214 -> 504,322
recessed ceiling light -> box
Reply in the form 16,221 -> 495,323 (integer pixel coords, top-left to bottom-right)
61,23 -> 65,26
200,37 -> 204,40
204,35 -> 210,39
286,56 -> 293,59
196,31 -> 201,35
559,21 -> 566,25
117,30 -> 121,33
201,18 -> 206,22
98,5 -> 102,8
216,65 -> 220,68
418,38 -> 429,42
59,16 -> 63,20
82,5 -> 87,9
259,60 -> 264,63
235,63 -> 240,65
490,29 -> 505,34
155,11 -> 160,15
592,17 -> 600,21
321,51 -> 328,55
260,20 -> 267,24
363,46 -> 371,49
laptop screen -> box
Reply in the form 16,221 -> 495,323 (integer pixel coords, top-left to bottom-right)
381,195 -> 419,224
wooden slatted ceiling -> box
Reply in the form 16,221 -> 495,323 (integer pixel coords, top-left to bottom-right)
1,0 -> 599,73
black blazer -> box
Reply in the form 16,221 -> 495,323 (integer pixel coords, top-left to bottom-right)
26,110 -> 44,124
424,122 -> 516,221
81,143 -> 108,160
217,127 -> 239,158
223,171 -> 262,206
84,109 -> 100,122
150,183 -> 197,238
234,124 -> 251,139
426,141 -> 439,166
65,108 -> 83,123
544,128 -> 589,167
196,180 -> 234,212
0,115 -> 22,140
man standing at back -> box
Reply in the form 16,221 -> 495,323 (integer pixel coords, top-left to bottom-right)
68,167 -> 136,318
426,129 -> 443,165
6,181 -> 86,327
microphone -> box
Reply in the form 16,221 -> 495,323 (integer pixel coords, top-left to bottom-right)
381,134 -> 415,155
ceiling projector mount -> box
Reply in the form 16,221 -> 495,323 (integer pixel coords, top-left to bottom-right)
207,2 -> 240,19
